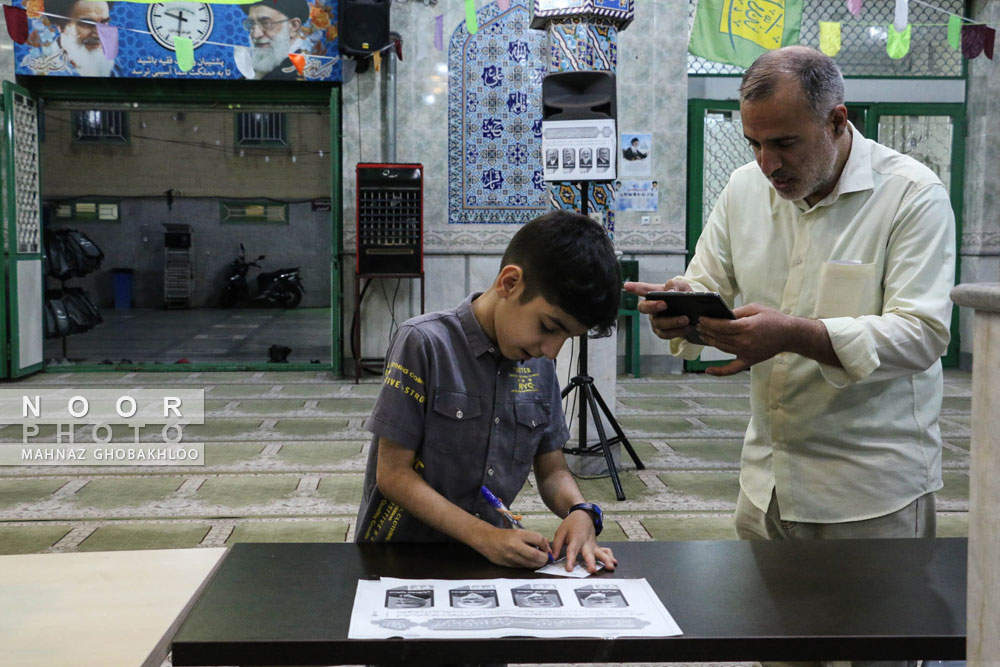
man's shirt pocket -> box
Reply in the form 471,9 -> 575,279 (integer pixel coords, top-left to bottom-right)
814,261 -> 880,319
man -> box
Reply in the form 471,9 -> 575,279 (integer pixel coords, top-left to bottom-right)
622,137 -> 647,161
240,0 -> 307,80
46,0 -> 115,77
628,47 -> 954,558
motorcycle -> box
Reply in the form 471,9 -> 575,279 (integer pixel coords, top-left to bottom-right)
220,243 -> 304,308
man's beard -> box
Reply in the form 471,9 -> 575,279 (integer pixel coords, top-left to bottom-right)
770,135 -> 838,202
62,25 -> 114,77
252,26 -> 293,78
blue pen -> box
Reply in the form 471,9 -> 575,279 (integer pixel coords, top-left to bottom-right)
481,485 -> 554,563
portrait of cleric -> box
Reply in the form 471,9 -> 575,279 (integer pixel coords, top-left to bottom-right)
240,0 -> 309,80
41,0 -> 118,77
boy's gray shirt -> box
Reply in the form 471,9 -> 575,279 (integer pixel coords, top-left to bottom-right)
355,293 -> 569,543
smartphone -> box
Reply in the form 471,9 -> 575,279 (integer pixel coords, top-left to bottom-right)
644,291 -> 735,345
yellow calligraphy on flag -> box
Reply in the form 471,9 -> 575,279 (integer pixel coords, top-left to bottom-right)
719,0 -> 786,51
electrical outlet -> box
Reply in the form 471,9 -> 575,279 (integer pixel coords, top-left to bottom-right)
652,216 -> 660,225
641,215 -> 650,225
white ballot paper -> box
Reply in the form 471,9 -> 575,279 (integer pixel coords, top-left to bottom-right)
534,557 -> 604,578
348,577 -> 682,640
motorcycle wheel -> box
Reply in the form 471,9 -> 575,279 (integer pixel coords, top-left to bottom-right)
281,288 -> 303,309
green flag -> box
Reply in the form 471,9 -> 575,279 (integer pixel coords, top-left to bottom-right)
947,15 -> 962,50
689,0 -> 804,68
173,37 -> 195,72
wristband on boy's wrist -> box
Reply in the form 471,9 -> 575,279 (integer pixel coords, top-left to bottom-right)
568,502 -> 603,536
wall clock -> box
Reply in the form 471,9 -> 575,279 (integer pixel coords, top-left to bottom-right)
146,3 -> 214,51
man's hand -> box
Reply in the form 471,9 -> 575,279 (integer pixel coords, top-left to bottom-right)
472,526 -> 554,569
624,279 -> 693,341
695,303 -> 841,375
551,510 -> 617,574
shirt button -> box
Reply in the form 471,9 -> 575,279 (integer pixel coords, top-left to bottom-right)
494,417 -> 500,425
530,420 -> 536,428
489,347 -> 495,353
771,403 -> 779,410
792,258 -> 802,266
456,410 -> 463,419
474,513 -> 480,519
782,308 -> 791,314
487,468 -> 494,477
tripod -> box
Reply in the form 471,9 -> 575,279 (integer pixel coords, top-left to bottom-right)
560,181 -> 644,501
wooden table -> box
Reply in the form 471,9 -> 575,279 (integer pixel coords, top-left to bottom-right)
0,548 -> 226,667
171,538 -> 966,665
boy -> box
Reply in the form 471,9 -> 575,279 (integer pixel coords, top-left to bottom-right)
355,210 -> 620,573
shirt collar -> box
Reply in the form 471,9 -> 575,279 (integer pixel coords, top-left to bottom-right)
793,121 -> 872,211
457,293 -> 497,358
832,121 -> 873,197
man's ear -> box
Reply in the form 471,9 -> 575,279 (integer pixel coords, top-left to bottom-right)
289,17 -> 302,33
495,264 -> 524,299
830,104 -> 849,136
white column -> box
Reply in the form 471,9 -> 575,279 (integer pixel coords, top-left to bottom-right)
950,282 -> 1000,666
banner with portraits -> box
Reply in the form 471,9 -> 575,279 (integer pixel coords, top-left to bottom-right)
12,0 -> 342,81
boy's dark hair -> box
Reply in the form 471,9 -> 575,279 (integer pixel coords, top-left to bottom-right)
501,210 -> 620,337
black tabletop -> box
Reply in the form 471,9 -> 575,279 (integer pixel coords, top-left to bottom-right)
170,538 -> 966,665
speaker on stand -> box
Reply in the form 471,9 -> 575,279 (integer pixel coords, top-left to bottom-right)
338,0 -> 391,73
541,70 -> 645,501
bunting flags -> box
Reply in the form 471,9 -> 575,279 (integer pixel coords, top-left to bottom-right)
434,14 -> 443,51
893,0 -> 909,33
233,46 -> 255,78
97,23 -> 119,60
465,0 -> 478,35
847,0 -> 862,17
173,36 -> 195,71
819,21 -> 841,56
3,4 -> 29,44
948,15 -> 962,50
887,23 -> 912,58
961,24 -> 996,60
689,0 -> 805,68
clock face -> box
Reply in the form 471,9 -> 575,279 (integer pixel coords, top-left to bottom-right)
146,2 -> 214,51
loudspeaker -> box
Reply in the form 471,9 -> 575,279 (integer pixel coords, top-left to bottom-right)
339,0 -> 391,57
541,71 -> 617,121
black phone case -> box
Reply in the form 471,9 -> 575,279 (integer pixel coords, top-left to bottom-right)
645,291 -> 735,345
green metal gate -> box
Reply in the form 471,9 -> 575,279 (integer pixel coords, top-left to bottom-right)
1,81 -> 45,379
686,99 -> 964,370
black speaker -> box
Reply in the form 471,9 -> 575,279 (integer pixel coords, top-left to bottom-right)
541,71 -> 617,121
339,0 -> 391,57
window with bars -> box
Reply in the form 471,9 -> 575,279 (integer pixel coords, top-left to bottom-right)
687,0 -> 965,77
220,201 -> 289,224
72,110 -> 129,143
53,200 -> 121,222
236,112 -> 288,147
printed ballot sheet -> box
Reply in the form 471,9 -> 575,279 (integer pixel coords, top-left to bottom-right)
348,577 -> 682,639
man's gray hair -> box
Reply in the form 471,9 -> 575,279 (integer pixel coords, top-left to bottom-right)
739,46 -> 845,120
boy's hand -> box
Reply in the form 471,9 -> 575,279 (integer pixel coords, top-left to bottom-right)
551,511 -> 617,574
473,526 -> 553,569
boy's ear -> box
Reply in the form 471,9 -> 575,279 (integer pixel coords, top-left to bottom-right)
495,264 -> 524,299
